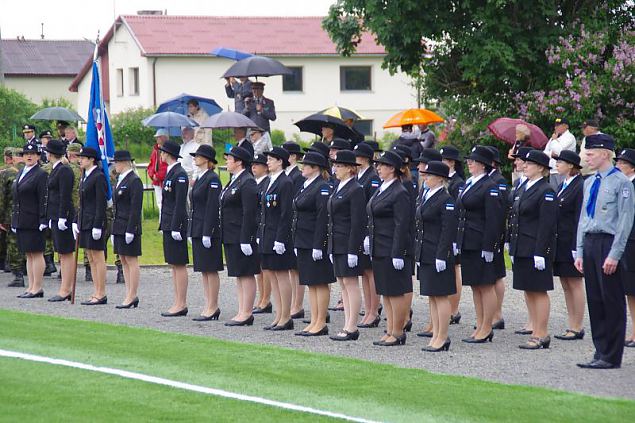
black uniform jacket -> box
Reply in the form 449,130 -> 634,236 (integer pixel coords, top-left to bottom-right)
189,170 -> 221,239
327,179 -> 365,255
508,178 -> 558,259
292,177 -> 331,251
46,162 -> 74,221
12,165 -> 47,229
76,167 -> 107,231
357,166 -> 381,202
554,175 -> 583,262
286,166 -> 305,195
220,169 -> 258,245
415,188 -> 458,264
624,179 -> 635,271
456,175 -> 503,252
112,171 -> 143,235
258,172 -> 293,252
367,180 -> 412,258
448,172 -> 465,199
159,163 -> 189,233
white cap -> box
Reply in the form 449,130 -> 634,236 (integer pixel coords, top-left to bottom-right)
154,128 -> 169,137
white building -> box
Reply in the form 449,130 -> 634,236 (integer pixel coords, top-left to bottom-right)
70,15 -> 417,140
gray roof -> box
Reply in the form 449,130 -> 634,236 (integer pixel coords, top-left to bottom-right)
0,39 -> 94,76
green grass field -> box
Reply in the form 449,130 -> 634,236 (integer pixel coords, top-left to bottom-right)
1,309 -> 633,422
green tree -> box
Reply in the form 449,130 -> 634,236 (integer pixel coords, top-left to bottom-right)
0,85 -> 36,148
109,107 -> 157,160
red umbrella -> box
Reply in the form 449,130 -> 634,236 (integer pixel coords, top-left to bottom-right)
487,118 -> 548,149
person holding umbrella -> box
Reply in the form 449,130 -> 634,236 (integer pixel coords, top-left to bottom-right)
322,123 -> 336,145
225,77 -> 253,113
243,82 -> 276,149
158,141 -> 190,317
111,151 -> 144,309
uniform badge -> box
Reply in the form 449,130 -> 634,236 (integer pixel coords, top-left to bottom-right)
489,189 -> 499,197
118,190 -> 123,196
371,180 -> 380,188
544,193 -> 554,202
498,184 -> 507,191
445,203 -> 455,211
623,187 -> 631,198
211,182 -> 219,189
320,188 -> 330,196
177,177 -> 187,183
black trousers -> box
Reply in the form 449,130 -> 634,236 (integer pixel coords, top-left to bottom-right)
583,233 -> 626,366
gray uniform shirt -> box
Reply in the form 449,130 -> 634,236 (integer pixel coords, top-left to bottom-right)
576,166 -> 635,261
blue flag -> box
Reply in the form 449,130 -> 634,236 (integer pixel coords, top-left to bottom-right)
85,61 -> 116,201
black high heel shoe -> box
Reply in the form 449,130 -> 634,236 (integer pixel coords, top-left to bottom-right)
252,303 -> 272,314
290,309 -> 305,319
193,309 -> 221,321
416,330 -> 433,338
161,307 -> 188,317
116,297 -> 140,309
519,336 -> 551,349
449,312 -> 461,325
330,330 -> 359,341
48,293 -> 71,302
304,326 -> 329,337
378,304 -> 383,315
21,290 -> 44,299
403,320 -> 413,332
462,331 -> 494,343
271,319 -> 294,331
357,316 -> 381,328
554,329 -> 584,340
225,314 -> 254,326
423,338 -> 451,352
81,295 -> 107,305
492,319 -> 505,330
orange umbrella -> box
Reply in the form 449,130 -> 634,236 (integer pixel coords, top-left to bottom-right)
383,108 -> 444,128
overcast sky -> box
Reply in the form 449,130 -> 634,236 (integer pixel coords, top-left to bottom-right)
1,0 -> 336,40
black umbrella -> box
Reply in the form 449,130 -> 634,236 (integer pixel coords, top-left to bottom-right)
294,113 -> 361,142
222,55 -> 292,78
200,111 -> 260,129
30,107 -> 85,122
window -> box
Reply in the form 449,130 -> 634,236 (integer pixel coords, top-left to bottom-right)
282,66 -> 303,92
353,120 -> 373,138
129,67 -> 139,96
340,66 -> 371,91
116,69 -> 124,97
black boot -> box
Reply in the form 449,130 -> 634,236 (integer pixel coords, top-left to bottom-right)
85,265 -> 92,282
44,255 -> 57,276
116,263 -> 124,284
8,271 -> 25,287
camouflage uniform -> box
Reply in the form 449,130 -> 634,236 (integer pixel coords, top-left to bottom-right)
0,150 -> 9,270
0,152 -> 26,285
108,165 -> 123,283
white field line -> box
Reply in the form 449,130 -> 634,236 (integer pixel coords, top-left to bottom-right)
0,349 -> 383,423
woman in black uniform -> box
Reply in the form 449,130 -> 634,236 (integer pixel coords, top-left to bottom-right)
440,145 -> 465,325
73,147 -> 108,305
44,140 -> 75,302
293,152 -> 335,335
259,147 -> 296,331
354,142 -> 382,328
188,145 -> 223,321
615,149 -> 635,348
158,141 -> 189,317
508,150 -> 557,349
456,146 -> 503,343
221,146 -> 259,326
111,150 -> 143,309
551,150 -> 585,340
327,150 -> 365,341
416,161 -> 458,351
368,151 -> 412,346
251,154 -> 272,314
13,143 -> 47,298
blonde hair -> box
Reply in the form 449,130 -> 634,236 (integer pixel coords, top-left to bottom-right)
516,124 -> 531,138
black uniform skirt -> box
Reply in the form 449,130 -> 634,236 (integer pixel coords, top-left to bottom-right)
79,229 -> 106,251
162,231 -> 189,265
358,253 -> 372,271
419,262 -> 457,296
553,261 -> 583,278
512,257 -> 554,292
297,248 -> 335,285
260,248 -> 295,271
16,229 -> 45,253
224,243 -> 260,277
372,256 -> 413,296
51,226 -> 75,254
493,248 -> 506,279
460,249 -> 497,286
191,237 -> 223,273
622,244 -> 635,296
113,234 -> 142,257
623,270 -> 635,296
333,253 -> 362,278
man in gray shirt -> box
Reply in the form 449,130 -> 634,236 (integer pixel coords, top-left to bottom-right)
575,133 -> 635,369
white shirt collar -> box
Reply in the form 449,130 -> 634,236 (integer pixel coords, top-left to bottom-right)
358,166 -> 370,179
379,178 -> 396,193
255,175 -> 268,184
564,174 -> 577,185
166,162 -> 178,174
303,174 -> 319,188
449,171 -> 456,177
467,173 -> 486,185
285,165 -> 297,175
52,160 -> 62,169
232,169 -> 245,180
197,168 -> 208,179
21,164 -> 36,176
628,174 -> 635,182
425,185 -> 443,200
525,177 -> 542,190
267,170 -> 283,189
117,169 -> 133,183
84,165 -> 97,178
336,176 -> 354,192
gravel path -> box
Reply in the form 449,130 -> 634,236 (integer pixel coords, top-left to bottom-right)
1,266 -> 633,400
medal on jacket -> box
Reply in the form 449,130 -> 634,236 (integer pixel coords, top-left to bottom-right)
272,194 -> 277,207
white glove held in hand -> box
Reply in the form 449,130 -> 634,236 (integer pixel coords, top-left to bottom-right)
534,255 -> 546,271
392,258 -> 404,270
435,259 -> 446,273
58,218 -> 68,231
347,254 -> 358,268
125,233 -> 135,244
481,250 -> 494,263
171,231 -> 182,241
273,241 -> 286,255
92,228 -> 102,240
240,243 -> 253,256
312,249 -> 323,261
452,243 -> 460,256
202,236 -> 211,248
363,236 -> 370,255
39,224 -> 47,232
71,223 -> 79,239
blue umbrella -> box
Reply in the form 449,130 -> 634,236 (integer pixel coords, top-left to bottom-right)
211,47 -> 253,61
142,112 -> 198,129
157,93 -> 222,117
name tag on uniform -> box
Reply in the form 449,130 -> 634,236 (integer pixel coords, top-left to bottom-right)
623,188 -> 631,198
371,180 -> 380,188
489,189 -> 498,197
320,188 -> 330,196
498,184 -> 507,191
177,177 -> 187,183
445,203 -> 455,211
544,193 -> 554,202
210,182 -> 220,189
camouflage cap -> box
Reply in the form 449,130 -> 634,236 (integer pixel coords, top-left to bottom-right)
66,143 -> 82,153
3,147 -> 13,157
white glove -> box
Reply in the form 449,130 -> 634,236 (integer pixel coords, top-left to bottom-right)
125,233 -> 135,244
312,249 -> 323,261
511,256 -> 514,264
273,241 -> 286,255
571,250 -> 577,260
202,236 -> 211,248
72,223 -> 79,239
534,255 -> 546,271
92,228 -> 102,240
39,224 -> 47,232
256,238 -> 260,245
435,259 -> 446,272
240,243 -> 253,256
392,258 -> 404,270
363,236 -> 370,255
481,250 -> 494,263
504,243 -> 510,253
110,235 -> 115,246
58,218 -> 68,231
48,220 -> 52,229
171,231 -> 182,241
329,254 -> 333,263
11,227 -> 16,234
347,254 -> 358,268
294,248 -> 298,256
452,243 -> 460,256
188,237 -> 192,245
